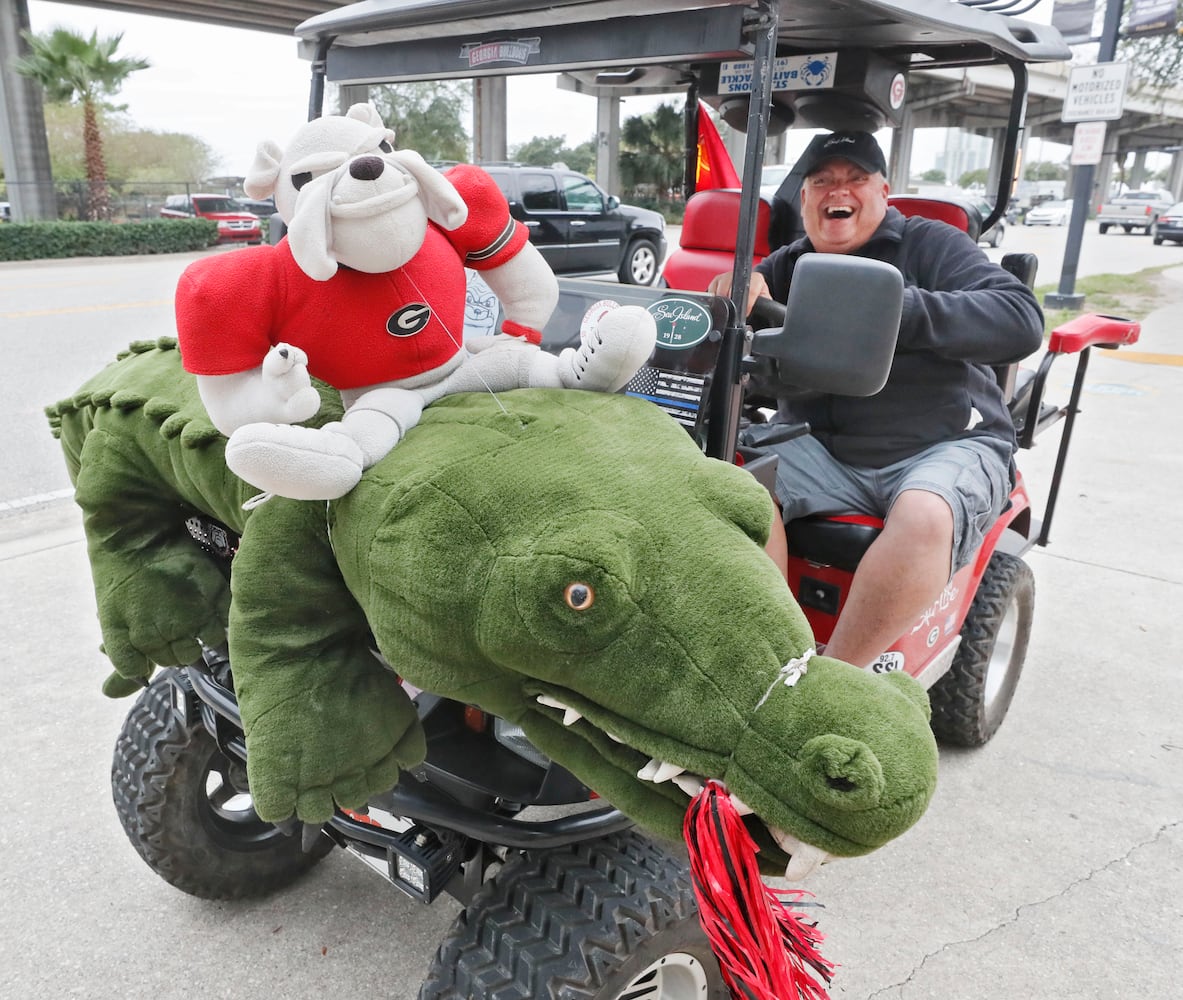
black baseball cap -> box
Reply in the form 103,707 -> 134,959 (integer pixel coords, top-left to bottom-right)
798,131 -> 887,177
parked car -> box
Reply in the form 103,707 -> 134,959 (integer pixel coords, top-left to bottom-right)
1096,189 -> 1173,235
160,194 -> 262,244
0,201 -> 11,223
233,196 -> 277,217
480,164 -> 667,285
974,199 -> 1005,247
1151,202 -> 1183,245
1024,199 -> 1073,226
759,162 -> 793,199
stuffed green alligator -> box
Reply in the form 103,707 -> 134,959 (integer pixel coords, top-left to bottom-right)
49,339 -> 938,878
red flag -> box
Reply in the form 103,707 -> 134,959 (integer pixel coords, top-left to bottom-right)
695,103 -> 741,191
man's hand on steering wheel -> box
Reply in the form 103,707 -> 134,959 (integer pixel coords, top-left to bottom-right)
706,270 -> 784,328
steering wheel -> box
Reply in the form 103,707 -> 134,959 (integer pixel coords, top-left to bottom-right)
746,294 -> 786,331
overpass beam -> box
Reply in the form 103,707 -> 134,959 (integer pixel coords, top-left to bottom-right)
888,107 -> 914,192
473,76 -> 507,162
595,93 -> 621,194
0,0 -> 56,220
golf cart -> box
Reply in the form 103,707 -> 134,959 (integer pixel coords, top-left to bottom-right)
105,2 -> 1139,998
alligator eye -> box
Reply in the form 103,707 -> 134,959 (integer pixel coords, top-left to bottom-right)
292,171 -> 313,191
378,139 -> 394,153
564,582 -> 595,611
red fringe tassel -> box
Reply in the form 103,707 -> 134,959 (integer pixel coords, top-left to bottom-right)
683,780 -> 835,999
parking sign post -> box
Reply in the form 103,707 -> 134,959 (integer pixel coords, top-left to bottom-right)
1045,0 -> 1124,311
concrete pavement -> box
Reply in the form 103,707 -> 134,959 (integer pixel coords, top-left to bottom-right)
1,262 -> 1180,999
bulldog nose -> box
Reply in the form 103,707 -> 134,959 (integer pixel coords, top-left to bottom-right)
349,155 -> 385,181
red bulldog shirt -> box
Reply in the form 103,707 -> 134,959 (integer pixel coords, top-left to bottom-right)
176,165 -> 529,389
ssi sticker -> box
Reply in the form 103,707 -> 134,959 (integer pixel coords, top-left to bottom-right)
647,297 -> 713,350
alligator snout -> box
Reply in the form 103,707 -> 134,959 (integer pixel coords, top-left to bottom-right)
349,155 -> 385,181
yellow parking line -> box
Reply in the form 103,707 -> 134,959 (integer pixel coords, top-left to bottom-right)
1099,349 -> 1183,367
2,299 -> 173,319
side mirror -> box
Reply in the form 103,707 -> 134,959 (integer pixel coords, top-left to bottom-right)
606,195 -> 620,210
751,254 -> 903,397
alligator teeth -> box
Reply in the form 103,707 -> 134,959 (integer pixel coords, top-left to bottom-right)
637,758 -> 686,783
534,694 -> 583,726
672,774 -> 705,797
770,826 -> 833,881
728,793 -> 755,817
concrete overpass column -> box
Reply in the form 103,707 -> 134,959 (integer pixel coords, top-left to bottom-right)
473,76 -> 507,162
337,84 -> 369,114
980,126 -> 1008,197
595,93 -> 620,194
0,0 -> 56,220
1167,150 -> 1183,201
1096,130 -> 1121,202
1130,149 -> 1147,189
888,108 -> 915,192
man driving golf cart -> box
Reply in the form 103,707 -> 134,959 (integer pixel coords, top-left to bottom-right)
709,130 -> 1044,669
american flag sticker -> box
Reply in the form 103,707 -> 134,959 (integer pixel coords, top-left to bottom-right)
624,366 -> 709,429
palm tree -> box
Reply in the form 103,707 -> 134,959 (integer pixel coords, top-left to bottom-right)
15,27 -> 149,221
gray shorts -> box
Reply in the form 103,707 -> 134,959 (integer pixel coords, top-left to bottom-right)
768,434 -> 1012,574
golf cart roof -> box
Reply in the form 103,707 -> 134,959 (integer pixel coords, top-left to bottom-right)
295,0 -> 1070,86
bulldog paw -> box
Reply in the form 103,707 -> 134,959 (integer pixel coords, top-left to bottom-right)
225,423 -> 365,500
261,343 -> 320,423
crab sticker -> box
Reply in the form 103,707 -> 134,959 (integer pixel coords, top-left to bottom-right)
801,55 -> 833,88
647,297 -> 713,350
716,53 -> 838,94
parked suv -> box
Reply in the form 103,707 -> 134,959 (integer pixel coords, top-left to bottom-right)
480,164 -> 666,285
160,194 -> 262,244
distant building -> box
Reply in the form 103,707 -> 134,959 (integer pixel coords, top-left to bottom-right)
936,130 -> 992,186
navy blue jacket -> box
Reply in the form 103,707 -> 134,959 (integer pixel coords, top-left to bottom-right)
756,207 -> 1044,468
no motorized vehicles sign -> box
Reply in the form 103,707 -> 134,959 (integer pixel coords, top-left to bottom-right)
1061,62 -> 1129,122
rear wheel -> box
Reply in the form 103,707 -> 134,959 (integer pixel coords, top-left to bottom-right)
419,830 -> 728,1000
928,552 -> 1034,747
1098,222 -> 1110,234
619,238 -> 660,285
111,670 -> 332,899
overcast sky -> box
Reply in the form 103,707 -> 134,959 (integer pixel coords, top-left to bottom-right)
27,1 -> 672,175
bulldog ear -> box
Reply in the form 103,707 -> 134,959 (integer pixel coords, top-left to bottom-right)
346,102 -> 385,128
285,171 -> 339,281
390,149 -> 468,230
244,139 -> 283,199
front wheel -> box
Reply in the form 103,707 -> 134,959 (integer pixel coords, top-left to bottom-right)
419,831 -> 729,1000
111,669 -> 333,900
928,551 -> 1034,747
619,238 -> 660,286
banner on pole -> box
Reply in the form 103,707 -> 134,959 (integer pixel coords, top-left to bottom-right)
1051,0 -> 1097,41
1126,0 -> 1177,37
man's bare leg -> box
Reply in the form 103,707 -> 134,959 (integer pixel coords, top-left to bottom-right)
824,489 -> 954,667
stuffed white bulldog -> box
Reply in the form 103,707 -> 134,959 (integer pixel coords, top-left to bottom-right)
174,103 -> 656,500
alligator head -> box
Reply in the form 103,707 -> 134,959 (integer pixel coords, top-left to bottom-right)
330,388 -> 939,877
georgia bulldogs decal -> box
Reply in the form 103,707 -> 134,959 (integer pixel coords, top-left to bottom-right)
387,303 -> 432,336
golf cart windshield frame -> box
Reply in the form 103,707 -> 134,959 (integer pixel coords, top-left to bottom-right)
293,0 -> 1068,457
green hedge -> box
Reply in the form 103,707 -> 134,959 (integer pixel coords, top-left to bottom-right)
0,219 -> 218,261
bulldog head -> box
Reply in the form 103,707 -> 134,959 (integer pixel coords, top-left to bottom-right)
244,103 -> 468,281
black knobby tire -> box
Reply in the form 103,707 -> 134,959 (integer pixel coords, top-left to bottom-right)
619,238 -> 660,286
419,830 -> 730,1000
111,670 -> 332,900
928,551 -> 1035,747
1098,223 -> 1110,234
